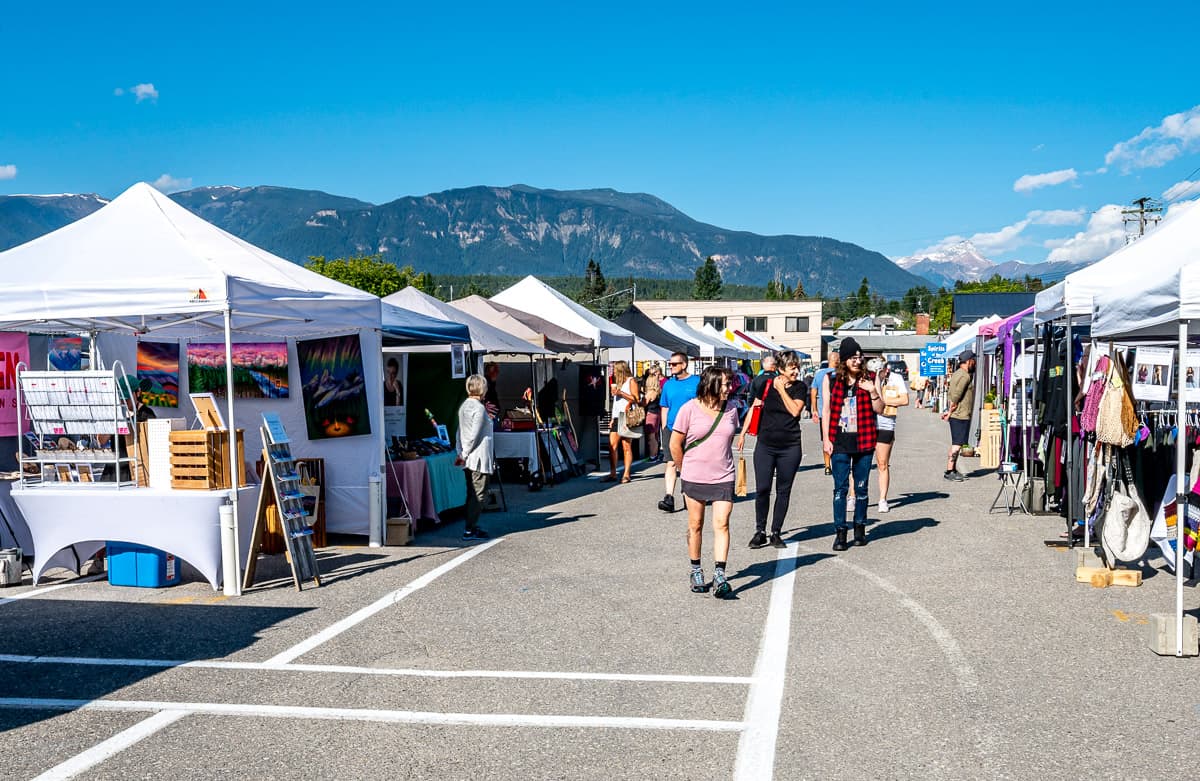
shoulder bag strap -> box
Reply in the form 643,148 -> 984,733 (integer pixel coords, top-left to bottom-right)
685,405 -> 727,453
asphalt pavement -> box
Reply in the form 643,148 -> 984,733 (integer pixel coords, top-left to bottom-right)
1,405 -> 1197,780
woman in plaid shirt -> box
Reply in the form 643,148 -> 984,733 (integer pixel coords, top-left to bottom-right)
820,337 -> 884,551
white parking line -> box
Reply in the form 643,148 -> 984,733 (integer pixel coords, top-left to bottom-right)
266,537 -> 504,665
0,653 -> 754,685
30,710 -> 188,781
0,697 -> 744,732
0,574 -> 104,607
734,543 -> 799,781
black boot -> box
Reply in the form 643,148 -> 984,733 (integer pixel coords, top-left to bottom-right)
832,528 -> 848,552
853,524 -> 867,547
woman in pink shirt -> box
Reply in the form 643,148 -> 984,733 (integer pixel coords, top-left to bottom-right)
669,366 -> 739,598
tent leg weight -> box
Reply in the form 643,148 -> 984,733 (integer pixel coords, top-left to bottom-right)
1147,613 -> 1199,656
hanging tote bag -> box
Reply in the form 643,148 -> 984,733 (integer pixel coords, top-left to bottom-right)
1100,451 -> 1151,564
1096,353 -> 1136,447
746,381 -> 773,437
624,403 -> 646,429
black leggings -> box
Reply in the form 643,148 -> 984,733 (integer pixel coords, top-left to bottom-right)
753,442 -> 803,534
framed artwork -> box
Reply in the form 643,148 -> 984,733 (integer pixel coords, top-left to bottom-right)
137,341 -> 180,408
48,337 -> 83,371
296,334 -> 371,440
187,342 -> 289,399
450,343 -> 467,379
1132,347 -> 1173,402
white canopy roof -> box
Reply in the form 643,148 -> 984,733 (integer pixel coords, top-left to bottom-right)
1092,260 -> 1200,340
944,315 -> 1001,357
607,336 -> 675,365
384,287 -> 550,355
1036,200 -> 1200,324
743,331 -> 786,351
490,275 -> 634,349
0,182 -> 380,337
656,317 -> 740,358
699,323 -> 759,359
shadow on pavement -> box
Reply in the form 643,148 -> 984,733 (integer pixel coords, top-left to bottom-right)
867,517 -> 939,542
893,490 -> 950,508
730,552 -> 833,595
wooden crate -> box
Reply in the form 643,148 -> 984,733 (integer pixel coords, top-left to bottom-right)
979,408 -> 1002,469
169,429 -> 247,490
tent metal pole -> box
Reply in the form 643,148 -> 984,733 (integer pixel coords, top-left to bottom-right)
1070,314 -> 1080,549
1176,320 -> 1188,657
222,307 -> 242,597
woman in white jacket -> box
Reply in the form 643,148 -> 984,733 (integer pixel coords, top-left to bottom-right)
456,373 -> 495,540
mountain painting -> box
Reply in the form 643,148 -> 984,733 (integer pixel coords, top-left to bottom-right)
296,334 -> 370,440
186,342 -> 290,399
137,341 -> 180,408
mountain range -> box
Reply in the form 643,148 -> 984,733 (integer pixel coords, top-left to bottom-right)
0,184 -> 930,298
894,240 -> 1087,288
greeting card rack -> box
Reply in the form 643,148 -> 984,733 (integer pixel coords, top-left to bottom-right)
15,363 -> 139,489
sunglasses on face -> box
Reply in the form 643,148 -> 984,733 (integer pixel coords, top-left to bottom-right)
669,362 -> 684,367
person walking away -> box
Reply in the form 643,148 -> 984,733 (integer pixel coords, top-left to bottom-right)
811,351 -> 839,475
821,338 -> 883,551
658,352 -> 700,512
456,374 -> 494,540
874,363 -> 910,512
670,366 -> 739,597
483,361 -> 501,418
941,349 -> 977,481
641,363 -> 664,463
737,351 -> 807,549
604,360 -> 641,483
909,372 -> 927,409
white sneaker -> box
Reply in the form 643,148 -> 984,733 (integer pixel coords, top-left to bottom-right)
878,498 -> 890,513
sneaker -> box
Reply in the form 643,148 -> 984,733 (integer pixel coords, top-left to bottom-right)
690,568 -> 709,593
658,494 -> 675,513
748,531 -> 769,549
712,569 -> 732,598
878,498 -> 890,513
944,470 -> 964,482
462,528 -> 490,540
769,533 -> 786,549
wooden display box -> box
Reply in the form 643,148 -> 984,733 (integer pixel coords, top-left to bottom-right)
256,457 -> 326,553
169,429 -> 248,490
385,518 -> 412,546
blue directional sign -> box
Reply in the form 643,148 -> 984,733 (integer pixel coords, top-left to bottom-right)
920,342 -> 947,377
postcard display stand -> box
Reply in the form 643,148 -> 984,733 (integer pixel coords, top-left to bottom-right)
16,367 -> 138,487
243,413 -> 321,591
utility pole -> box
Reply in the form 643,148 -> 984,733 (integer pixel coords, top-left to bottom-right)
1122,196 -> 1163,244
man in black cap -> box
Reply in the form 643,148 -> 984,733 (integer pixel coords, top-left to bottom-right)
940,349 -> 976,481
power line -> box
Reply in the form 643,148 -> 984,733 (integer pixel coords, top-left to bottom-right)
1122,196 -> 1163,244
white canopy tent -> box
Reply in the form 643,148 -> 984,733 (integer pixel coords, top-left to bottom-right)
656,318 -> 740,359
700,323 -> 759,360
944,315 -> 1001,357
491,276 -> 635,350
607,335 -> 675,365
383,287 -> 551,356
0,182 -> 391,593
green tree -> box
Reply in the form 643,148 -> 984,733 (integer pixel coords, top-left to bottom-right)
580,258 -> 608,306
854,277 -> 871,317
305,254 -> 432,297
792,278 -> 807,300
692,256 -> 723,300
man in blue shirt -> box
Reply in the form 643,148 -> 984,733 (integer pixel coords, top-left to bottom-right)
658,352 -> 701,512
809,350 -> 839,475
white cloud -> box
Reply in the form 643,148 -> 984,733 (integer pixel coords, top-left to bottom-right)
1027,208 -> 1086,226
132,83 -> 158,102
1044,205 -> 1125,263
1013,168 -> 1078,193
0,164 -> 16,180
113,87 -> 124,97
1104,105 -> 1200,172
152,173 -> 192,193
1164,179 -> 1200,202
913,218 -> 1032,259
1032,143 -> 1045,152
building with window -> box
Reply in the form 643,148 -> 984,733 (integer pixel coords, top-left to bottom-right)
633,300 -> 822,358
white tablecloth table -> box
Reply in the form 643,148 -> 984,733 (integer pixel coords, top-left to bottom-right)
0,478 -> 93,576
492,431 -> 540,463
12,485 -> 255,590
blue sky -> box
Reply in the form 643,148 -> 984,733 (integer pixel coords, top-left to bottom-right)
4,1 -> 1200,270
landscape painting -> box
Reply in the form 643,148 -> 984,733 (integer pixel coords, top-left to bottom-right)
296,334 -> 370,440
136,341 -> 180,408
187,342 -> 290,399
47,337 -> 83,371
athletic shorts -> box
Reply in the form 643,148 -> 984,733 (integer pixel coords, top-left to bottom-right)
681,479 -> 735,504
876,429 -> 895,445
949,418 -> 970,446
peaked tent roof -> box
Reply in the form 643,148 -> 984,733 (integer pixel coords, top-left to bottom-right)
1092,258 -> 1200,340
381,302 -> 470,345
0,182 -> 382,337
657,317 -> 741,358
454,295 -> 594,353
700,323 -> 758,359
1037,201 -> 1200,323
612,306 -> 699,357
490,276 -> 634,349
608,335 -> 675,364
384,287 -> 550,355
944,315 -> 1002,356
741,331 -> 786,351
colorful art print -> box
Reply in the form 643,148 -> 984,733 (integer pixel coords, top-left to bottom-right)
48,337 -> 83,371
1131,346 -> 1173,402
450,343 -> 467,379
187,342 -> 290,399
136,341 -> 181,408
296,334 -> 370,440
0,333 -> 31,437
1186,354 -> 1200,403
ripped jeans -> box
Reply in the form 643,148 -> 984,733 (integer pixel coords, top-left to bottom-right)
831,451 -> 873,530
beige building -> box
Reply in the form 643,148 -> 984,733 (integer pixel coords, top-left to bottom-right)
633,300 -> 823,358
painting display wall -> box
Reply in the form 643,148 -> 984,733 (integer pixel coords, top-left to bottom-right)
297,334 -> 370,439
187,342 -> 289,399
136,341 -> 181,408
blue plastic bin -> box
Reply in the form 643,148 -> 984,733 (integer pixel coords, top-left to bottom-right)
105,542 -> 180,588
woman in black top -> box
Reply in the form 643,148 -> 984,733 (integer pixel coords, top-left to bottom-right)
737,351 -> 807,549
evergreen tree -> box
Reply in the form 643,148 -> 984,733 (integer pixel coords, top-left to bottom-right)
692,256 -> 723,300
792,278 -> 807,299
580,258 -> 608,305
854,278 -> 871,317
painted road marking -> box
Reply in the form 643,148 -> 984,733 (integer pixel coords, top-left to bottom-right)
29,710 -> 188,781
734,543 -> 799,781
266,537 -> 504,665
0,698 -> 744,732
0,653 -> 752,685
0,574 -> 104,607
